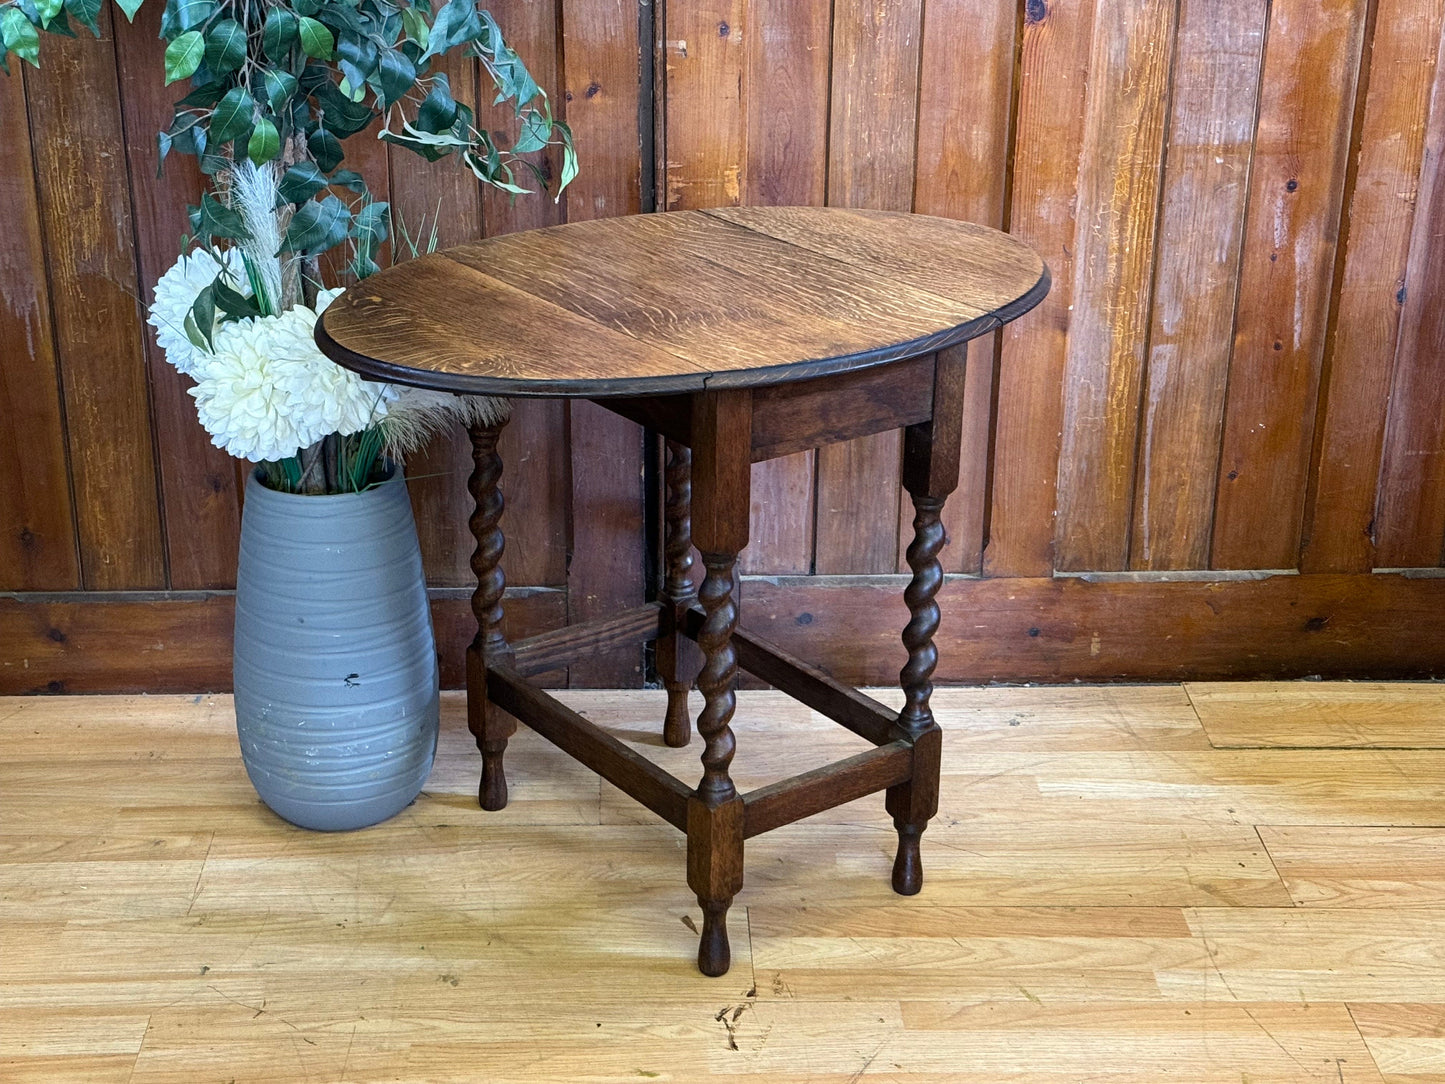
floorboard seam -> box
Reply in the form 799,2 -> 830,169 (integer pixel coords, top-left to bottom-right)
1253,824 -> 1298,906
1343,1002 -> 1389,1083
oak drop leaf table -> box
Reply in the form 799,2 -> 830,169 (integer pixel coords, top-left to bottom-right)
317,207 -> 1048,976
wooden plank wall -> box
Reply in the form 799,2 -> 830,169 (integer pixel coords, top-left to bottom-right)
5,0 -> 1445,693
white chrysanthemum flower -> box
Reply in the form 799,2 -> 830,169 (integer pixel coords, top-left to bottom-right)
189,292 -> 396,462
147,247 -> 250,376
267,292 -> 395,437
189,316 -> 316,462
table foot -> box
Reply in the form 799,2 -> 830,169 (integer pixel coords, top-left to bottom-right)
696,895 -> 734,976
479,740 -> 509,811
663,688 -> 692,748
891,821 -> 925,895
687,793 -> 744,977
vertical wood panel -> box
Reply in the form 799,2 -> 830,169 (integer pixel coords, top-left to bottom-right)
561,0 -> 646,685
661,0 -> 745,211
814,0 -> 922,575
1304,0 -> 1445,572
562,0 -> 642,222
0,69 -> 77,590
906,0 -> 1015,575
1130,0 -> 1267,571
23,9 -> 165,590
1374,27 -> 1445,567
1052,0 -> 1177,572
1210,0 -> 1370,570
985,0 -> 1097,578
481,0 -> 566,239
113,9 -> 242,590
736,0 -> 830,576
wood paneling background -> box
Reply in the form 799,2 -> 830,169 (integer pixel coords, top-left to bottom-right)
4,0 -> 1445,693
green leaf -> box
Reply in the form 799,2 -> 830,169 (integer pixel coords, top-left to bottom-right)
313,79 -> 374,137
418,0 -> 477,63
374,47 -> 415,108
162,29 -> 204,84
213,276 -> 261,320
278,160 -> 328,203
183,309 -> 209,353
1,8 -> 39,66
165,108 -> 208,156
261,8 -> 298,61
175,79 -> 226,108
163,0 -> 215,35
35,0 -> 63,29
112,0 -> 142,21
353,199 -> 389,246
328,168 -> 367,193
307,127 -> 343,171
400,6 -> 427,50
556,122 -> 577,194
196,191 -> 250,241
62,0 -> 98,30
202,18 -> 245,73
247,117 -> 280,164
261,69 -> 298,112
208,85 -> 254,145
335,29 -> 375,89
187,283 -> 216,352
40,6 -> 75,35
297,15 -> 333,60
284,194 -> 352,255
511,107 -> 549,154
415,74 -> 457,133
291,0 -> 320,16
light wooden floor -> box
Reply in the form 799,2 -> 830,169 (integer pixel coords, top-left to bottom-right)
4,682 -> 1445,1083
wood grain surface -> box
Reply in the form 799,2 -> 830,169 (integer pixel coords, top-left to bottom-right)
4,681 -> 1443,1080
1302,0 -> 1445,573
0,68 -> 76,591
316,207 -> 1048,397
1373,22 -> 1445,569
1130,0 -> 1266,571
1210,0 -> 1370,570
114,5 -> 243,591
1052,0 -> 1175,572
23,11 -> 166,590
985,0 -> 1097,579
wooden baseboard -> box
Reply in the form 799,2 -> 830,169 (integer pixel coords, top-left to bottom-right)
0,588 -> 566,695
4,572 -> 1442,693
741,572 -> 1445,683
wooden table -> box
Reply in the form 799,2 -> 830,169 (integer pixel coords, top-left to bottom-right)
317,207 -> 1048,976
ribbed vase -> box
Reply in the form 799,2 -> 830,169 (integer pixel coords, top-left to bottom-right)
233,468 -> 439,831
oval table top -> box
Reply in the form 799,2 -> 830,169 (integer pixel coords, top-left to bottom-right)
315,206 -> 1049,398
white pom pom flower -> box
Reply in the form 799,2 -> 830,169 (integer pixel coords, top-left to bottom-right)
188,291 -> 394,463
147,247 -> 250,376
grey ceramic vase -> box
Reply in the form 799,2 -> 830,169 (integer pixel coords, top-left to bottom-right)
233,467 -> 439,831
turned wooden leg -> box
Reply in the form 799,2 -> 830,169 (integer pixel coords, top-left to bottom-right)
887,344 -> 966,895
657,439 -> 700,748
688,547 -> 745,975
685,389 -> 751,976
886,494 -> 946,894
467,419 -> 517,812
